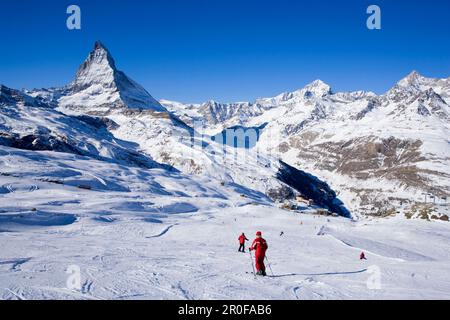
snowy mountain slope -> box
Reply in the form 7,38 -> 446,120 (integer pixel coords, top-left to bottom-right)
1,147 -> 450,299
27,42 -> 349,216
94,107 -> 349,215
0,145 -> 267,201
111,114 -> 349,216
0,85 -> 164,169
3,83 -> 282,208
163,73 -> 450,217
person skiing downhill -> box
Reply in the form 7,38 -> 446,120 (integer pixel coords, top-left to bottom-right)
250,231 -> 268,276
238,233 -> 249,252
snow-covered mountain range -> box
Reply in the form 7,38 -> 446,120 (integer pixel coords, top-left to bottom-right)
3,42 -> 349,217
2,41 -> 449,217
162,71 -> 450,217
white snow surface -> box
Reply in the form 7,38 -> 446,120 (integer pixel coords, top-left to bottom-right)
1,145 -> 450,299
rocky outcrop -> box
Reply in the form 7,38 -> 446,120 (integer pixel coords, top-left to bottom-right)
276,161 -> 351,217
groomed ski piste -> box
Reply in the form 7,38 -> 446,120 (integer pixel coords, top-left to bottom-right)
1,147 -> 450,300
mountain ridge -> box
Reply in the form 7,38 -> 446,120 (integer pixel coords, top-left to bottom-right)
161,70 -> 450,216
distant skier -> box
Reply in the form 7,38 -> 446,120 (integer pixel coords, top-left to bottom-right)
250,231 -> 268,276
238,233 -> 249,253
280,231 -> 284,237
360,252 -> 367,260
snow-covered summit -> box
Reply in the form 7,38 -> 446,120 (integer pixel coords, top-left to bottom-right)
73,41 -> 119,90
396,70 -> 424,88
254,80 -> 333,107
387,71 -> 450,104
301,79 -> 333,98
57,41 -> 166,113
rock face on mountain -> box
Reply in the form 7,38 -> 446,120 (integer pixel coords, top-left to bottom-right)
163,72 -> 450,216
277,161 -> 351,217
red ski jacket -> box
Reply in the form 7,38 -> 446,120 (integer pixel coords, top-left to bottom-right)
251,237 -> 268,256
238,235 -> 249,244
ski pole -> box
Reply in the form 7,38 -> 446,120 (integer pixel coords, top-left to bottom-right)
265,256 -> 275,277
249,251 -> 256,278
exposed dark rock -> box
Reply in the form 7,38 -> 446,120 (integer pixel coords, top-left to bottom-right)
0,133 -> 87,156
353,99 -> 379,120
417,104 -> 431,116
267,185 -> 295,201
276,160 -> 351,218
73,115 -> 119,130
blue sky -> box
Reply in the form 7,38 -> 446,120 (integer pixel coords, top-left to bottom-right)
0,0 -> 449,103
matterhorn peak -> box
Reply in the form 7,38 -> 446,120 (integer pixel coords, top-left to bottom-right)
94,40 -> 107,50
59,41 -> 166,113
74,41 -> 118,88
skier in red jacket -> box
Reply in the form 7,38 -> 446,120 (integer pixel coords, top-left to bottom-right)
238,233 -> 249,253
250,231 -> 268,276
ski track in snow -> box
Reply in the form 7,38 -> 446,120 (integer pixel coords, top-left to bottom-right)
1,183 -> 39,194
146,224 -> 177,239
2,184 -> 15,193
268,269 -> 368,278
5,287 -> 26,300
291,286 -> 301,300
0,258 -> 32,272
72,169 -> 107,187
323,228 -> 434,262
